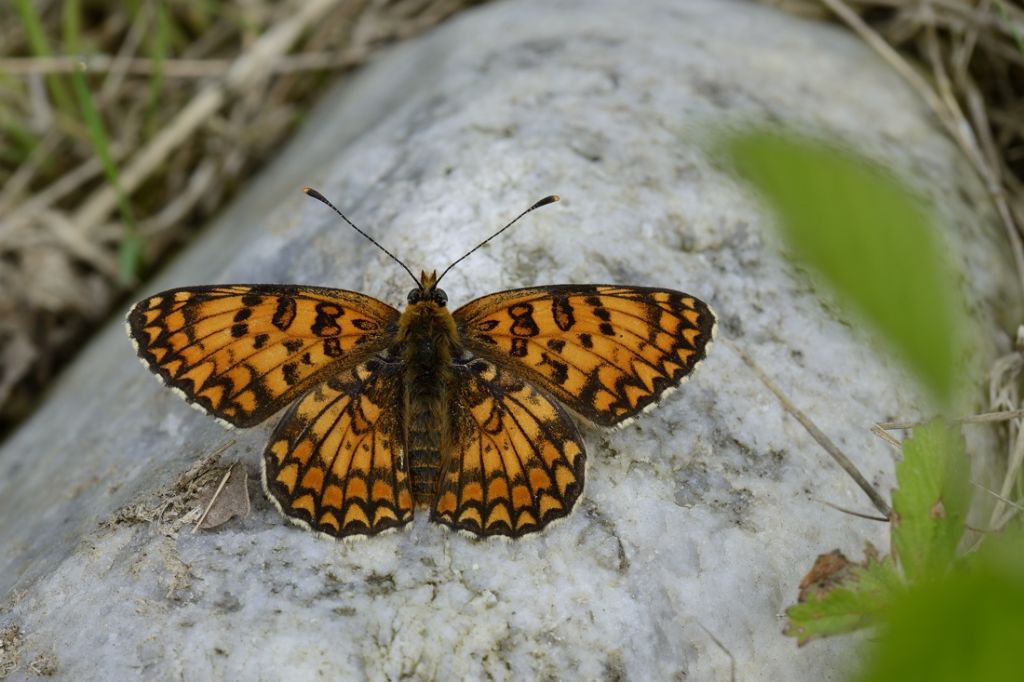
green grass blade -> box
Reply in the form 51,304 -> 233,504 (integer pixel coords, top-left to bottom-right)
719,130 -> 965,407
63,0 -> 141,284
143,3 -> 170,139
0,103 -> 40,163
12,0 -> 76,118
69,70 -> 141,283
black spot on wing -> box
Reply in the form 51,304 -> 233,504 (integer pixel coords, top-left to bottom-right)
282,362 -> 299,386
312,302 -> 343,337
323,337 -> 343,358
509,303 -> 539,337
540,353 -> 569,385
551,295 -> 575,332
510,338 -> 528,358
272,297 -> 297,330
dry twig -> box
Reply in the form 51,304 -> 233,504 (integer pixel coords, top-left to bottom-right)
727,340 -> 892,518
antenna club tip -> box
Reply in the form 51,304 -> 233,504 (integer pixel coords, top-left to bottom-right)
303,187 -> 330,204
532,194 -> 561,210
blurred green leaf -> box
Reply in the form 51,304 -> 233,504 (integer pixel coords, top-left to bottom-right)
785,554 -> 902,645
719,130 -> 963,406
857,533 -> 1024,682
892,419 -> 971,583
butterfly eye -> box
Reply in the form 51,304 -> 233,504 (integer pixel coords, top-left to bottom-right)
407,289 -> 422,304
433,289 -> 448,307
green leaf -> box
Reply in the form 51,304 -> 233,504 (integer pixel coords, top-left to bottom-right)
785,554 -> 902,645
892,419 -> 971,583
857,533 -> 1024,682
719,130 -> 964,406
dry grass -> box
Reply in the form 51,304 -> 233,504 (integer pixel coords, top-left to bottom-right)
0,0 -> 486,437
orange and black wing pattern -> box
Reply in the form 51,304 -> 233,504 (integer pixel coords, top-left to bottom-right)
453,285 -> 715,427
127,285 -> 399,427
263,357 -> 413,537
432,356 -> 585,538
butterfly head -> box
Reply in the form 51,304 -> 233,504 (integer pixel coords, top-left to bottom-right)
400,269 -> 457,345
407,270 -> 448,307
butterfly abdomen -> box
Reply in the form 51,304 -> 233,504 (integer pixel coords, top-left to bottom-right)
399,301 -> 459,507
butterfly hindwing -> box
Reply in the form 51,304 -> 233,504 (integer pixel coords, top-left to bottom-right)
263,357 -> 413,537
453,285 -> 715,427
127,284 -> 399,427
432,356 -> 586,538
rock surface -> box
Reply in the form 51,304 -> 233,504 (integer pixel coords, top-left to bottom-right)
0,0 -> 1016,679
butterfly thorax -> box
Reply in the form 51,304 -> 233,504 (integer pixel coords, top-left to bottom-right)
397,297 -> 460,507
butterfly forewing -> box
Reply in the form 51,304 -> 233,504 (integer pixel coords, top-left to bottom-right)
263,357 -> 413,537
432,356 -> 586,538
127,284 -> 399,427
453,285 -> 715,426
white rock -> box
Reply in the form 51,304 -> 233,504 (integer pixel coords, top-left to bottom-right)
0,0 -> 1015,679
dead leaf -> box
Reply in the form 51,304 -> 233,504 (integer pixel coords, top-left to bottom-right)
194,462 -> 250,532
797,550 -> 853,602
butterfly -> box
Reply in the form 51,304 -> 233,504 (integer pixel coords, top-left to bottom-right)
127,189 -> 715,539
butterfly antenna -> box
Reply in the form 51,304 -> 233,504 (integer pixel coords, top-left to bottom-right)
436,194 -> 560,285
304,187 -> 420,287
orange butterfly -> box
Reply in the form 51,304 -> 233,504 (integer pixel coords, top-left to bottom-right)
127,189 -> 715,539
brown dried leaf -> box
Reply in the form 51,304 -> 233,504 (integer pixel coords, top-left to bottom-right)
194,462 -> 251,531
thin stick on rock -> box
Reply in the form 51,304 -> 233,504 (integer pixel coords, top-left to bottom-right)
193,463 -> 236,534
877,408 -> 1024,430
727,339 -> 892,518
